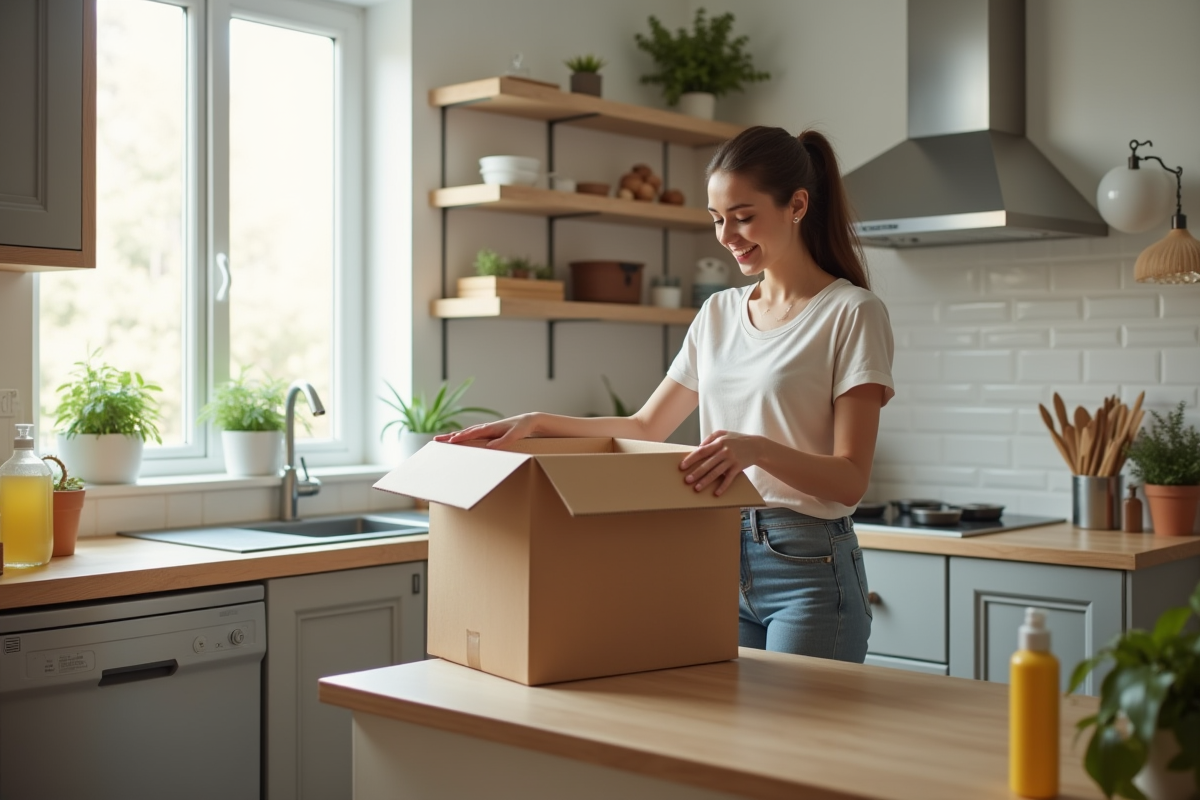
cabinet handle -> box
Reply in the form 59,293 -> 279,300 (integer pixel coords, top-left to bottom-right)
867,591 -> 882,606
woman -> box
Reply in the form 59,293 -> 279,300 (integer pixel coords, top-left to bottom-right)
439,126 -> 894,663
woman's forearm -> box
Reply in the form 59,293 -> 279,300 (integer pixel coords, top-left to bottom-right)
528,412 -> 659,441
755,437 -> 872,507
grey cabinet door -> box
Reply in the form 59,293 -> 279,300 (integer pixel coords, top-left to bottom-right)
949,558 -> 1122,695
265,563 -> 427,800
862,549 -> 947,663
0,0 -> 84,250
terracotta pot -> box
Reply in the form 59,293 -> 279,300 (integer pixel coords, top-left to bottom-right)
1144,484 -> 1200,536
570,261 -> 643,304
52,489 -> 86,557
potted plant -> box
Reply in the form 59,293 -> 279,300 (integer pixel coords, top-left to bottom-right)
380,378 -> 501,460
1070,582 -> 1200,800
40,454 -> 86,557
1126,402 -> 1200,536
53,351 -> 162,484
565,54 -> 606,97
199,372 -> 290,476
634,8 -> 770,119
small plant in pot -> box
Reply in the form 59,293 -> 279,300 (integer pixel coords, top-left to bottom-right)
565,54 -> 606,97
1070,581 -> 1200,800
634,8 -> 770,119
53,350 -> 162,484
381,378 -> 500,461
199,372 -> 293,477
1126,402 -> 1200,536
40,454 -> 85,557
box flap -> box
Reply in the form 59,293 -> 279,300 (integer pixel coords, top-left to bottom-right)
535,452 -> 764,515
373,442 -> 531,510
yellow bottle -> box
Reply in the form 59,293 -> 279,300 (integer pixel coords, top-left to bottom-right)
0,424 -> 54,568
1010,607 -> 1060,798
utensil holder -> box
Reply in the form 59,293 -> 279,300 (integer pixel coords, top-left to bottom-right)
1072,475 -> 1123,530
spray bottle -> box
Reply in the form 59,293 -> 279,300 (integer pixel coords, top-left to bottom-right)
1009,607 -> 1059,798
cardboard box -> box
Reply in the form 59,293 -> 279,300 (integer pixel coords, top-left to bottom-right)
456,276 -> 565,301
374,438 -> 763,685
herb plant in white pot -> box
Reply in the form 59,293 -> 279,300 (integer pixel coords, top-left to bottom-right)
200,372 -> 289,477
381,378 -> 500,461
53,351 -> 162,484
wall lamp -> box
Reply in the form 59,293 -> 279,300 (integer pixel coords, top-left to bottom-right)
1096,140 -> 1200,284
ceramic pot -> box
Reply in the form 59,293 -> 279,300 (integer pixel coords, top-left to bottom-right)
678,91 -> 716,119
1133,730 -> 1196,800
569,72 -> 601,96
221,430 -> 284,477
1145,484 -> 1200,536
51,489 -> 86,557
399,431 -> 436,461
56,433 -> 144,484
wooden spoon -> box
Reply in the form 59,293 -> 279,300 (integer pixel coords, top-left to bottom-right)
1038,404 -> 1074,471
1074,406 -> 1091,433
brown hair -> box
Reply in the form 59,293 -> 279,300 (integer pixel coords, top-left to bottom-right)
707,126 -> 870,290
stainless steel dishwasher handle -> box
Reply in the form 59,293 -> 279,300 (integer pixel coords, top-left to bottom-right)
98,658 -> 179,687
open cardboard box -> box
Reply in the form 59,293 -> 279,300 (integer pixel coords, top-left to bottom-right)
374,437 -> 763,685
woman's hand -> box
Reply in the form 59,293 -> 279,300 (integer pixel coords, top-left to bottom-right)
679,430 -> 763,496
435,413 -> 538,448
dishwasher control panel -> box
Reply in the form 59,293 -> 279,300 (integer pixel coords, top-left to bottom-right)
192,620 -> 257,654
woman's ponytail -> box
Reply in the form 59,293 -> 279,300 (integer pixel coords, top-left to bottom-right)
707,126 -> 870,290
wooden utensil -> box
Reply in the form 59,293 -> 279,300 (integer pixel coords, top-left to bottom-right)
1038,404 -> 1074,470
1074,406 -> 1091,434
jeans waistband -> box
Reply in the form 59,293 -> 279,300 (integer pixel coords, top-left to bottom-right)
741,507 -> 852,537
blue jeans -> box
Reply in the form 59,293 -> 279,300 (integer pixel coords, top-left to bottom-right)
739,508 -> 873,663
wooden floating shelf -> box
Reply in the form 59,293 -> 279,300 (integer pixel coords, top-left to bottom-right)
430,184 -> 714,231
431,297 -> 698,326
429,76 -> 744,147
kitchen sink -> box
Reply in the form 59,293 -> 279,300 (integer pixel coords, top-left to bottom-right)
118,512 -> 430,553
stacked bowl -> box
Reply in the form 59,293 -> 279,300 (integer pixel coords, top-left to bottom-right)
479,155 -> 540,186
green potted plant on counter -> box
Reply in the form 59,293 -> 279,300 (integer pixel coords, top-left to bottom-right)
634,8 -> 770,119
380,378 -> 501,461
1070,581 -> 1200,800
565,54 -> 606,97
53,350 -> 162,484
199,371 -> 290,476
1126,402 -> 1200,536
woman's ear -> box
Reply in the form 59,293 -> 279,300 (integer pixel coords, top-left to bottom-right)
791,189 -> 809,223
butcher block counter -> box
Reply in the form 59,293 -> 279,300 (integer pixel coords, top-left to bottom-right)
319,647 -> 1105,800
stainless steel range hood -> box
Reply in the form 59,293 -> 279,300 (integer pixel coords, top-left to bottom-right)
844,0 -> 1107,247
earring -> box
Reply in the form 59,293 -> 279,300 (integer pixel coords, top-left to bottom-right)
793,217 -> 800,223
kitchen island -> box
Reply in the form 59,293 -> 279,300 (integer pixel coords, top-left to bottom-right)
319,647 -> 1105,800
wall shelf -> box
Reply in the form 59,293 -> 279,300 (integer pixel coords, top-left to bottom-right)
430,184 -> 714,231
431,297 -> 698,326
429,76 -> 743,147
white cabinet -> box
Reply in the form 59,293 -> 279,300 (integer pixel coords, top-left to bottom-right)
861,549 -> 948,673
0,0 -> 95,271
265,563 -> 427,800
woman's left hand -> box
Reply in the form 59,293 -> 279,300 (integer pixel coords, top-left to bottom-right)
680,430 -> 763,496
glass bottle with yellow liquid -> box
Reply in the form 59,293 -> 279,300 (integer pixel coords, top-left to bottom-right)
0,424 -> 54,568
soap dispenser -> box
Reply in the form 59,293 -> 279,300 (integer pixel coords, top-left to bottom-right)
1009,607 -> 1059,799
0,424 -> 54,568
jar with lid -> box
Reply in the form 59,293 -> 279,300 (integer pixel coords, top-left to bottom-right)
0,424 -> 54,568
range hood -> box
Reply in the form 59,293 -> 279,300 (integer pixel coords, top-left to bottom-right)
844,0 -> 1107,247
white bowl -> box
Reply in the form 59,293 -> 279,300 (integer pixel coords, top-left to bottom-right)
480,167 -> 539,186
480,155 -> 540,173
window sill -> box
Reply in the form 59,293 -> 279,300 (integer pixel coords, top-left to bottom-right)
80,464 -> 395,500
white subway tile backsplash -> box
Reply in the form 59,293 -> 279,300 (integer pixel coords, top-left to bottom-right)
986,265 -> 1049,293
369,487 -> 414,511
1085,349 -> 1160,383
912,407 -> 1016,434
943,436 -> 1010,467
1017,408 -> 1046,435
982,384 -> 1046,405
983,329 -> 1050,348
875,432 -> 944,465
1051,262 -> 1121,292
96,496 -> 167,535
1014,436 -> 1072,470
942,301 -> 1009,323
942,351 -> 1014,382
1164,349 -> 1200,385
1048,386 -> 1123,411
878,404 -> 912,431
910,466 -> 979,486
886,301 -> 938,324
904,384 -> 977,403
167,493 -> 203,529
1122,385 -> 1198,409
1018,492 -> 1072,517
1019,351 -> 1081,382
892,352 -> 941,382
1123,326 -> 1198,346
296,484 -> 343,518
1085,296 -> 1159,320
77,498 -> 98,539
202,488 -> 275,526
1047,472 -> 1074,492
981,469 -> 1049,490
1052,328 -> 1121,347
909,328 -> 979,349
874,262 -> 980,299
1016,300 -> 1081,321
1161,293 -> 1200,319
340,482 -> 373,513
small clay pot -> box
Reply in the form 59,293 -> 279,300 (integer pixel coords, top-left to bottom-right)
1144,484 -> 1200,536
569,72 -> 602,97
576,182 -> 610,197
51,489 -> 86,556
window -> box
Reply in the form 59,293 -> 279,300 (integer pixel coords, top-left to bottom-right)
37,0 -> 363,473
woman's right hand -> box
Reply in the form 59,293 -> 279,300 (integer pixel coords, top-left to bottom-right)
435,413 -> 539,448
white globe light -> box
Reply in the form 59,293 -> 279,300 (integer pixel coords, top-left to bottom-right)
1096,164 -> 1174,233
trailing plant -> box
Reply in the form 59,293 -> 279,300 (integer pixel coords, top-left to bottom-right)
565,54 -> 606,73
53,350 -> 163,443
380,378 -> 501,437
1126,401 -> 1200,486
634,8 -> 770,105
41,454 -> 85,491
1070,580 -> 1200,799
199,371 -> 290,433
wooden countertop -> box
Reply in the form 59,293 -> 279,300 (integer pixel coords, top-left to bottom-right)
320,648 -> 1103,800
856,521 -> 1200,571
0,533 -> 428,611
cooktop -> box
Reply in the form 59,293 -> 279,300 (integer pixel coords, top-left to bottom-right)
852,512 -> 1066,538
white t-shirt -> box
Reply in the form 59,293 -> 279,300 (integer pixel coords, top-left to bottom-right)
667,278 -> 895,519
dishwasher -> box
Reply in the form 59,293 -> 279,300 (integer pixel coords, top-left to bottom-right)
0,584 -> 265,800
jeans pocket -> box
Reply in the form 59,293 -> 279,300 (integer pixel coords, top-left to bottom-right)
851,547 -> 872,619
761,527 -> 834,565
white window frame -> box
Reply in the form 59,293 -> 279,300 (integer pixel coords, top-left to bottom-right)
58,0 -> 364,476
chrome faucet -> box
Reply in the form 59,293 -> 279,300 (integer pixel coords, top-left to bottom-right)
281,380 -> 326,521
